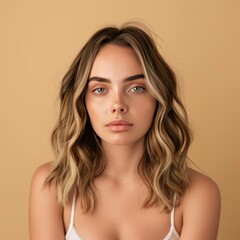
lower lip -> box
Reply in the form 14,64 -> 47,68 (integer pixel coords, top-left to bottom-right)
107,124 -> 133,132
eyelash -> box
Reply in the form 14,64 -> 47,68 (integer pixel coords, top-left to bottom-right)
92,88 -> 107,94
129,86 -> 146,93
92,85 -> 146,95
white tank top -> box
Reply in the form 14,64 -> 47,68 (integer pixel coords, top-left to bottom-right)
65,195 -> 180,240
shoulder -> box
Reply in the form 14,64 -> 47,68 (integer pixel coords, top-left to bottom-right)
30,161 -> 57,199
180,167 -> 221,219
29,162 -> 65,239
31,161 -> 53,188
185,168 -> 221,204
179,168 -> 221,239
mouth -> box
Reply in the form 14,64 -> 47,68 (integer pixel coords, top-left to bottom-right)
106,119 -> 133,132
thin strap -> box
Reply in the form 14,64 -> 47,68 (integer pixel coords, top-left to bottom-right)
170,195 -> 177,227
65,193 -> 77,238
69,193 -> 76,229
170,206 -> 175,227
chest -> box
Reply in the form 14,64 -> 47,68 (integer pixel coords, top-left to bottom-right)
64,184 -> 182,240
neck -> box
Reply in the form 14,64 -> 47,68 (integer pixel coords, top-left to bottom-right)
101,140 -> 145,182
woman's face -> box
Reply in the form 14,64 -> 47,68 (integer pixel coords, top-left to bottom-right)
85,44 -> 156,146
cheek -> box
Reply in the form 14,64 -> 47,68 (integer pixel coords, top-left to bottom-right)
145,105 -> 156,125
85,96 -> 108,122
85,95 -> 95,121
85,102 -> 100,133
135,97 -> 156,116
132,97 -> 156,128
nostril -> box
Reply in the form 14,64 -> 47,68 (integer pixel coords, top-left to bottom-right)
112,106 -> 127,113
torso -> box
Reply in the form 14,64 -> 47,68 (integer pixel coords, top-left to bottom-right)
63,174 -> 184,240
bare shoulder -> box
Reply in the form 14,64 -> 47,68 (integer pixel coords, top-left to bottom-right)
182,167 -> 221,213
180,168 -> 221,240
185,168 -> 221,204
29,162 -> 65,240
181,167 -> 221,217
30,161 -> 57,200
30,162 -> 53,189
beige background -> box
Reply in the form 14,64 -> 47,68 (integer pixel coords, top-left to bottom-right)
1,0 -> 239,239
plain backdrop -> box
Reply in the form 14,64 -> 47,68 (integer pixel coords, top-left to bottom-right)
1,0 -> 239,239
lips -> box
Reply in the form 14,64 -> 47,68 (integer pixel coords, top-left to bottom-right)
106,119 -> 133,126
106,119 -> 133,132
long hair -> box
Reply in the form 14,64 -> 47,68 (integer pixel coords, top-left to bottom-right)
45,22 -> 192,213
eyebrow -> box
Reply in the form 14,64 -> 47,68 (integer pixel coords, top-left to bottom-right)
88,74 -> 145,83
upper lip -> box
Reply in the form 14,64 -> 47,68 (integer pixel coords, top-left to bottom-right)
106,119 -> 133,126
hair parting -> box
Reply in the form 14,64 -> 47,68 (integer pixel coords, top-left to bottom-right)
45,22 -> 193,213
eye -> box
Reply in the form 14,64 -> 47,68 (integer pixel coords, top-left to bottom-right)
92,87 -> 107,94
130,86 -> 146,93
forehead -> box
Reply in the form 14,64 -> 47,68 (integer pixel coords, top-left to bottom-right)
90,44 -> 143,78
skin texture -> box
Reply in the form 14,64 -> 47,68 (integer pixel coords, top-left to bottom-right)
85,44 -> 156,148
29,44 -> 221,240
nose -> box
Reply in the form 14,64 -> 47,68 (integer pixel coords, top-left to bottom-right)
111,94 -> 128,114
112,104 -> 128,113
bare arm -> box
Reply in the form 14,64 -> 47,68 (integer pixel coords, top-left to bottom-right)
29,162 -> 65,240
180,169 -> 221,240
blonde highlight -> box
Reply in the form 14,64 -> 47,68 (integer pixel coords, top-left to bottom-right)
45,22 -> 192,213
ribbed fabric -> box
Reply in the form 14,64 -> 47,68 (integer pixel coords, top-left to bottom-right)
65,195 -> 180,240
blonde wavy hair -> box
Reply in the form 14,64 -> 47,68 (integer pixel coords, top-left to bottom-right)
45,22 -> 192,213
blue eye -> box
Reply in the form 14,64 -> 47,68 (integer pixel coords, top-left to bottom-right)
93,88 -> 106,94
130,86 -> 145,92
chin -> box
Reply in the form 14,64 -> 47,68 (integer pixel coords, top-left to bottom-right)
104,139 -> 133,146
102,135 -> 144,147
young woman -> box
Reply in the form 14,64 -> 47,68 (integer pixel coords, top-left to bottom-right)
29,23 -> 221,240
